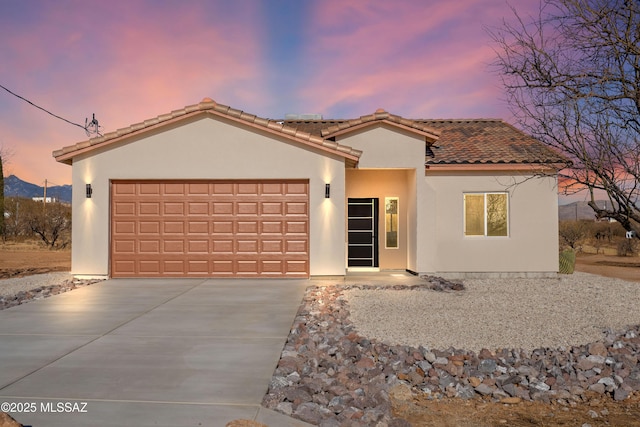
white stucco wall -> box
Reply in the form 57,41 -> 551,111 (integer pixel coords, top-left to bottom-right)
70,115 -> 346,276
423,170 -> 559,276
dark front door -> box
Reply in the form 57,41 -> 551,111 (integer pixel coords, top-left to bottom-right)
347,198 -> 379,267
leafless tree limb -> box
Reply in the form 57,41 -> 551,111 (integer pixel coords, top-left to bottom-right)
489,0 -> 640,236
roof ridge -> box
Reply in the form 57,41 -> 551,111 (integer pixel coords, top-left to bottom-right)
417,118 -> 504,122
53,98 -> 362,163
319,109 -> 441,140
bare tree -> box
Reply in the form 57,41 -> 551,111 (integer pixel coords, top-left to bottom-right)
489,0 -> 640,237
21,199 -> 71,249
559,220 -> 587,251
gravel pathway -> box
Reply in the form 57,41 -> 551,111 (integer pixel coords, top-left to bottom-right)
344,272 -> 640,352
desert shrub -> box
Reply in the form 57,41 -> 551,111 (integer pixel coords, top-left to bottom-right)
609,222 -> 629,238
559,221 -> 587,251
617,239 -> 639,257
3,197 -> 71,248
590,221 -> 613,242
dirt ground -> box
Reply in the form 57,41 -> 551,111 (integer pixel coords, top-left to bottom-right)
574,252 -> 640,283
0,241 -> 71,279
394,392 -> 640,426
2,243 -> 640,426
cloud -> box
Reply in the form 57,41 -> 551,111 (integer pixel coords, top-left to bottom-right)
297,0 -> 537,119
0,1 -> 268,184
0,0 -> 543,185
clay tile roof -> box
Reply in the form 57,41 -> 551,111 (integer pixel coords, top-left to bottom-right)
418,119 -> 566,165
53,99 -> 362,165
318,110 -> 440,141
53,101 -> 564,169
285,118 -> 566,166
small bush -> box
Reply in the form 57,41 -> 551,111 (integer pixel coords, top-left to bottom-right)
617,239 -> 639,257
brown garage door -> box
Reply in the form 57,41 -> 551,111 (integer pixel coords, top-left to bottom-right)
110,180 -> 309,277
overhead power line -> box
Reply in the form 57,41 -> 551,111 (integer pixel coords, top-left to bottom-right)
0,83 -> 102,136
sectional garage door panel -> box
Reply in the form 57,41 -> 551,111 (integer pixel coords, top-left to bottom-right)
110,180 -> 309,277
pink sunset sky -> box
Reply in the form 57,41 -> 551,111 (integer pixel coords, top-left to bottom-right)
0,0 -> 544,189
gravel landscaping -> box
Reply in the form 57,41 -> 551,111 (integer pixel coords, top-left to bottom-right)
263,273 -> 640,426
0,272 -> 102,310
345,272 -> 640,352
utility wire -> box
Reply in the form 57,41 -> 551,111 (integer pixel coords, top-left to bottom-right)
0,83 -> 101,136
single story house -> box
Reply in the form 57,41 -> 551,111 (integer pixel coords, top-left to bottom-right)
53,98 -> 565,279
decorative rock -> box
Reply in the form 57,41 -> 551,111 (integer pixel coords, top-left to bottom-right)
294,402 -> 324,425
433,357 -> 449,366
613,387 -> 630,401
597,377 -> 616,388
456,384 -> 476,399
588,383 -> 606,394
438,372 -> 456,390
475,384 -> 495,396
588,342 -> 608,357
262,284 -> 640,426
276,401 -> 293,415
479,359 -> 497,374
469,377 -> 482,387
502,383 -> 519,397
530,382 -> 551,392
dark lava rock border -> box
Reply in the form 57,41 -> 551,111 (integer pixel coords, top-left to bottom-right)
262,284 -> 640,426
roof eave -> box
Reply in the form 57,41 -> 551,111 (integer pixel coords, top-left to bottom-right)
53,102 -> 362,165
52,109 -> 208,164
424,162 -> 565,172
323,120 -> 440,142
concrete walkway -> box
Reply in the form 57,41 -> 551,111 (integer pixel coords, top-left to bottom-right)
0,278 -> 314,427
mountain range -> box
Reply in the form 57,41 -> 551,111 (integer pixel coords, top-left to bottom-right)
558,200 -> 619,221
3,175 -> 72,203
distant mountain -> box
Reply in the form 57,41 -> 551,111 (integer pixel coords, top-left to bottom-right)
559,200 -> 617,221
3,175 -> 72,203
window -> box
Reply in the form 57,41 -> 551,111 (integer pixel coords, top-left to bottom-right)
385,197 -> 399,248
464,193 -> 508,236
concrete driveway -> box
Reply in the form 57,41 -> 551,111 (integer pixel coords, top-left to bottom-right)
0,278 -> 314,427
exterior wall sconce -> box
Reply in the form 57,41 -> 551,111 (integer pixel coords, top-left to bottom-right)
86,184 -> 93,198
325,183 -> 330,198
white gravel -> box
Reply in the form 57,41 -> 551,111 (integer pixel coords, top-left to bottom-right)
343,272 -> 640,353
0,272 -> 73,297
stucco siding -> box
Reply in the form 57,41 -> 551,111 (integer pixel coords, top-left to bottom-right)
70,116 -> 346,276
423,171 -> 559,275
337,125 -> 425,169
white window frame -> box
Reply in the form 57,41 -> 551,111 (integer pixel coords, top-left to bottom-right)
463,192 -> 509,237
384,197 -> 399,249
